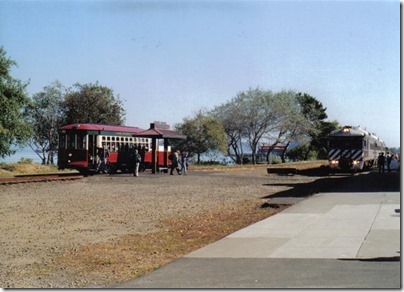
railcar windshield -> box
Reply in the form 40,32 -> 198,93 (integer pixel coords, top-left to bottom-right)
329,138 -> 363,149
76,134 -> 86,149
59,133 -> 87,150
59,134 -> 66,150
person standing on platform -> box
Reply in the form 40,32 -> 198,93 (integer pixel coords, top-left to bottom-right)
169,150 -> 181,175
378,152 -> 385,174
386,153 -> 393,172
132,149 -> 141,177
181,151 -> 189,175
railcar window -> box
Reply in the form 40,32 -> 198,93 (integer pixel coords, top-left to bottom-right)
59,134 -> 66,150
67,134 -> 75,149
77,134 -> 86,150
329,138 -> 362,149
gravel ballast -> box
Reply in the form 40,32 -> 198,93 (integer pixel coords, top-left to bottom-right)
0,167 -> 321,288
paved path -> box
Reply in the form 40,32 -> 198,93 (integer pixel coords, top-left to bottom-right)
113,173 -> 401,288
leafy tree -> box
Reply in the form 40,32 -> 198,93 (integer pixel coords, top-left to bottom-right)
286,142 -> 318,161
211,96 -> 248,164
296,93 -> 338,159
62,82 -> 125,125
236,88 -> 275,164
0,47 -> 31,158
310,120 -> 339,159
24,81 -> 65,164
174,111 -> 227,164
214,88 -> 313,164
262,90 -> 314,163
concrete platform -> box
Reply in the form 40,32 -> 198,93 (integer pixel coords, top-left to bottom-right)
113,191 -> 401,288
186,192 -> 400,260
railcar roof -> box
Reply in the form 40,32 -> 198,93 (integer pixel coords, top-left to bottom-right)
59,123 -> 144,133
329,126 -> 367,137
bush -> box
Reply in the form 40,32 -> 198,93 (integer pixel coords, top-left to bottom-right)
199,160 -> 223,166
0,163 -> 15,172
17,158 -> 34,164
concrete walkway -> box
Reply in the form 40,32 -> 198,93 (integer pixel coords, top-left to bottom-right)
113,190 -> 400,288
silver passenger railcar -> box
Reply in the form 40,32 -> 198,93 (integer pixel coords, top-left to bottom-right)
328,125 -> 386,172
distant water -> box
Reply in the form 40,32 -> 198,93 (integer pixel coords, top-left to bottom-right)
0,147 -> 48,164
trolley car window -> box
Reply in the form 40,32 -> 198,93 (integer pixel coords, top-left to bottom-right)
77,134 -> 86,150
67,134 -> 75,149
59,134 -> 66,150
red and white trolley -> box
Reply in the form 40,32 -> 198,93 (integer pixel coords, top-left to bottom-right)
57,123 -> 170,174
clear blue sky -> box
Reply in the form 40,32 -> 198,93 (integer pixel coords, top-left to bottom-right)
0,0 -> 400,147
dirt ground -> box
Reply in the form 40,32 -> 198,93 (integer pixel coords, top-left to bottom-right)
0,162 -> 327,288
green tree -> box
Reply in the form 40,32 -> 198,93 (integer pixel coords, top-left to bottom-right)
263,90 -> 314,163
174,111 -> 227,164
0,47 -> 31,158
237,88 -> 274,164
62,82 -> 125,125
25,81 -> 65,164
296,93 -> 338,159
211,96 -> 248,164
214,88 -> 312,164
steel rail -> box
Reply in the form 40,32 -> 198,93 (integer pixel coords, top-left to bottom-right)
0,173 -> 83,185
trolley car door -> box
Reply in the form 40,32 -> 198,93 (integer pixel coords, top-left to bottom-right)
88,135 -> 96,166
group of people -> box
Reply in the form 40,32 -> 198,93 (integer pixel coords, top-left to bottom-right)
130,148 -> 189,177
169,150 -> 189,175
96,145 -> 110,173
377,152 -> 400,174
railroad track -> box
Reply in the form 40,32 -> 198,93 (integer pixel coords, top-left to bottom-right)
0,173 -> 84,185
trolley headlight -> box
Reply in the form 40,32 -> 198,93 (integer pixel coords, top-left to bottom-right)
68,153 -> 72,157
353,160 -> 359,165
331,160 -> 338,165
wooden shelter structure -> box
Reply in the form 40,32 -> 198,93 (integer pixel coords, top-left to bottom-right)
135,122 -> 186,174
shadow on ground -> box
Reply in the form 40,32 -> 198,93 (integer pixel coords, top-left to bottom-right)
262,170 -> 400,201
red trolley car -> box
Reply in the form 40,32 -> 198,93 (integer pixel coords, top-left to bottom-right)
57,123 -> 170,174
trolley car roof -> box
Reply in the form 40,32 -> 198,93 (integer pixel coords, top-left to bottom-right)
59,123 -> 186,139
59,124 -> 144,134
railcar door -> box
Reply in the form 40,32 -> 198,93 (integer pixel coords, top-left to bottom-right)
88,135 -> 97,168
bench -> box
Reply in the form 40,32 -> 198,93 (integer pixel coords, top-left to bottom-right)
267,167 -> 298,175
158,167 -> 169,174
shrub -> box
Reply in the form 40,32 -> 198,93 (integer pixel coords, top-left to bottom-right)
17,158 -> 34,164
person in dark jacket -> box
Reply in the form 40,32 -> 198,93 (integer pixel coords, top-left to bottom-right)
170,150 -> 181,175
132,149 -> 141,177
378,152 -> 385,174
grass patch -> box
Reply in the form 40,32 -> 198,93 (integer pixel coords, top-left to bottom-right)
0,160 -> 76,177
54,199 -> 288,287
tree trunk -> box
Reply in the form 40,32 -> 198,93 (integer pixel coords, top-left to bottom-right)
265,141 -> 278,163
251,149 -> 256,164
280,141 -> 290,163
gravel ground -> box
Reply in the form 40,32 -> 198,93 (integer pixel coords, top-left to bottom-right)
0,167 -> 321,288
